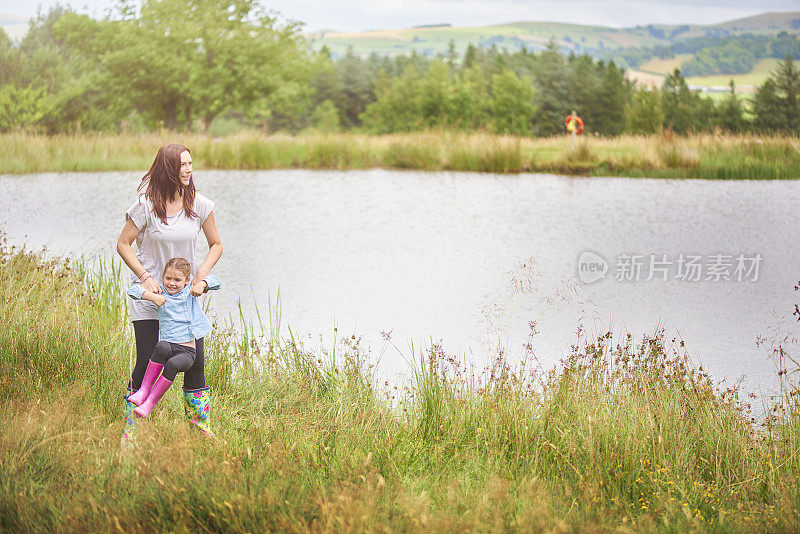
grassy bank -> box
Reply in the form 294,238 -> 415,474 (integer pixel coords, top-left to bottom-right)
1,242 -> 799,532
2,131 -> 800,179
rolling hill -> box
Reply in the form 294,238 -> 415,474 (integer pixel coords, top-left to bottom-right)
308,11 -> 800,58
308,11 -> 800,89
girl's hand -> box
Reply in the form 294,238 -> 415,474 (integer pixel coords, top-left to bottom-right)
141,275 -> 162,294
190,278 -> 208,297
142,291 -> 166,306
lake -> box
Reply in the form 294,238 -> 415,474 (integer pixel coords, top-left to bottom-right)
1,169 -> 798,400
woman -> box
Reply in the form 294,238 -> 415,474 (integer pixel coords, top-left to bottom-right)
116,143 -> 222,448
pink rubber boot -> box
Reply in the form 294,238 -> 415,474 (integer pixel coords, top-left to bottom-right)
133,376 -> 174,418
127,361 -> 164,406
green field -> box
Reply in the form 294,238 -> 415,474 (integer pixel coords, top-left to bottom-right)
686,58 -> 782,88
639,54 -> 694,75
629,56 -> 778,96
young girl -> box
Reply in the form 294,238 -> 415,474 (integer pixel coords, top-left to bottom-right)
127,257 -> 221,420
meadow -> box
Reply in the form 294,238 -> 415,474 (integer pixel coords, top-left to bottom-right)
685,58 -> 782,89
1,237 -> 798,532
637,57 -> 781,89
2,131 -> 800,179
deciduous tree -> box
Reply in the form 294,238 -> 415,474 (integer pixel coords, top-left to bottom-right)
58,0 -> 307,131
490,69 -> 535,135
625,86 -> 664,134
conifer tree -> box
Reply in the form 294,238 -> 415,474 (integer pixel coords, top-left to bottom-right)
753,78 -> 787,132
566,54 -> 600,133
463,43 -> 478,69
336,48 -> 377,128
718,80 -> 746,133
625,86 -> 664,134
532,41 -> 570,136
773,54 -> 800,133
661,68 -> 695,133
593,60 -> 629,135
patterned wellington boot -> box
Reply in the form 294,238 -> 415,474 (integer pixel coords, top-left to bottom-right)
120,388 -> 137,450
182,387 -> 216,438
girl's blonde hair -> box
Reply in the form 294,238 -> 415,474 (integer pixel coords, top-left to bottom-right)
164,257 -> 192,279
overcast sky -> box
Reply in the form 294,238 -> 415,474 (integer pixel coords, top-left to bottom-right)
2,0 -> 799,31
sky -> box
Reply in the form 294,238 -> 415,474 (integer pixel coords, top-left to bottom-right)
2,0 -> 799,32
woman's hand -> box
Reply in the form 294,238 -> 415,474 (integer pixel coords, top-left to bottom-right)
190,278 -> 208,296
141,275 -> 162,294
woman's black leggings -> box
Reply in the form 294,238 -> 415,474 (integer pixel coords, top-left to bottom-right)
129,320 -> 207,390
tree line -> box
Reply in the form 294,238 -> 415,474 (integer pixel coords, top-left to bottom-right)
610,32 -> 800,76
0,2 -> 798,136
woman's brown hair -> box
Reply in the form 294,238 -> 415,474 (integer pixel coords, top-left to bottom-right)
138,143 -> 197,224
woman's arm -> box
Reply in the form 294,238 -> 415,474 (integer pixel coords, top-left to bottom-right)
128,282 -> 166,305
116,218 -> 161,294
191,211 -> 223,296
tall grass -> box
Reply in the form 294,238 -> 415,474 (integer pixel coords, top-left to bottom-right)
2,131 -> 800,179
0,239 -> 132,416
382,137 -> 441,169
1,241 -> 798,531
444,133 -> 524,173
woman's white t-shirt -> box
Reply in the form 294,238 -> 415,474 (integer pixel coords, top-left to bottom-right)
125,192 -> 215,321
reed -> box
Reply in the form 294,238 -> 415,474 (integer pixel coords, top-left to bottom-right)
382,135 -> 442,170
1,241 -> 798,531
2,131 -> 799,179
443,133 -> 525,173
